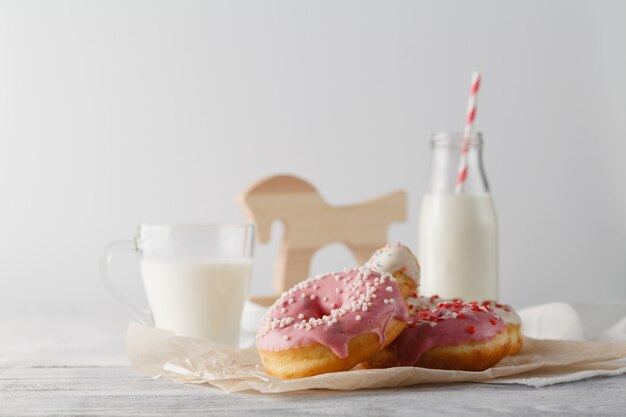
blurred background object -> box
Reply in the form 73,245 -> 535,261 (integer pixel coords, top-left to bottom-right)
239,174 -> 406,295
0,0 -> 624,326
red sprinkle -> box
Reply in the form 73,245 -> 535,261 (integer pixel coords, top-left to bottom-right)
490,318 -> 498,325
458,313 -> 466,319
401,265 -> 407,271
466,326 -> 476,334
504,308 -> 511,312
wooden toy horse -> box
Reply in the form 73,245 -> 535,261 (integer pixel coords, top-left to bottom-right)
238,175 -> 407,297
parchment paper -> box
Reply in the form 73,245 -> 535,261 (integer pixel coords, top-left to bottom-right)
127,322 -> 626,393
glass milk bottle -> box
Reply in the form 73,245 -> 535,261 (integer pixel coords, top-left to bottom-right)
418,132 -> 498,301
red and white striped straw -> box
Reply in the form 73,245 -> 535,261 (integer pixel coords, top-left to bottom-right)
454,71 -> 481,194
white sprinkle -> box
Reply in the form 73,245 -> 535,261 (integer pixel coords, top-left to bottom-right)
301,293 -> 306,298
298,313 -> 304,319
280,307 -> 287,314
334,275 -> 340,281
371,294 -> 377,298
389,298 -> 396,304
390,277 -> 397,282
356,315 -> 361,321
310,294 -> 316,300
323,296 -> 329,302
429,322 -> 437,327
362,305 -> 368,312
288,298 -> 294,304
313,284 -> 319,290
336,288 -> 342,294
384,299 -> 389,304
386,286 -> 393,292
451,312 -> 458,319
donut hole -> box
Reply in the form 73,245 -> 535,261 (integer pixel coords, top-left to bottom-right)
304,299 -> 330,319
301,295 -> 341,319
293,289 -> 351,322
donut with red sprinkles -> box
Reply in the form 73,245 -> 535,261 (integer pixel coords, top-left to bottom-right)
361,296 -> 511,371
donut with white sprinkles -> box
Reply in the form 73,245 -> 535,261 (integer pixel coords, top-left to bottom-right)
256,266 -> 410,379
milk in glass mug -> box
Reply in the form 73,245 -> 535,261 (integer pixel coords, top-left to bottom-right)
100,224 -> 255,346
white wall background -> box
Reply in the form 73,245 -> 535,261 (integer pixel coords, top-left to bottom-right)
1,0 -> 624,322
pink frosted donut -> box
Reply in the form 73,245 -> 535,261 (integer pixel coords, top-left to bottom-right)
363,296 -> 510,371
479,300 -> 523,355
256,266 -> 409,379
365,242 -> 420,299
415,295 -> 523,356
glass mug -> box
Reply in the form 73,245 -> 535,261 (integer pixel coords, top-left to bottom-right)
100,224 -> 255,346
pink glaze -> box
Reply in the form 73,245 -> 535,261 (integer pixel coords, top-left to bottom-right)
256,267 -> 409,358
417,295 -> 521,326
480,300 -> 521,326
389,296 -> 505,366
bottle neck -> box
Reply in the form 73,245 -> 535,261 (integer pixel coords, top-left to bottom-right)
426,132 -> 490,194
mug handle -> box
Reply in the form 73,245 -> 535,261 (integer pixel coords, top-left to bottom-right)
99,240 -> 152,325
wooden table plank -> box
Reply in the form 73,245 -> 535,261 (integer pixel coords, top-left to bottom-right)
2,367 -> 625,416
2,312 -> 625,416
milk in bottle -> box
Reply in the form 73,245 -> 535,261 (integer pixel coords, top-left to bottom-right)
418,132 -> 498,301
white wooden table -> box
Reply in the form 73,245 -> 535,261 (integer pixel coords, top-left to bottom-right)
2,312 -> 625,416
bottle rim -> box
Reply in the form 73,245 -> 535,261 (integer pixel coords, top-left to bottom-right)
431,131 -> 483,148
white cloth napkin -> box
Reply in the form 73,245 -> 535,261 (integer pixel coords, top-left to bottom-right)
493,302 -> 626,387
518,302 -> 626,341
240,301 -> 268,348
